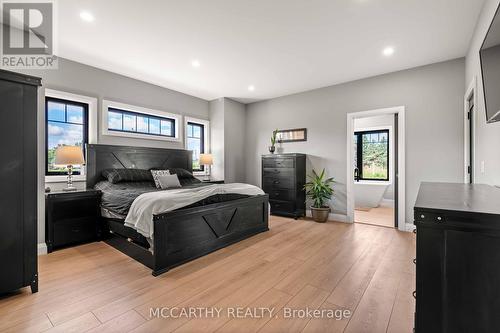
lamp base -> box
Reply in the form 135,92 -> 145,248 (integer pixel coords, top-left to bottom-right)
62,186 -> 78,192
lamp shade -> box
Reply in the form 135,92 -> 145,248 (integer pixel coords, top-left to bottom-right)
199,153 -> 213,165
54,146 -> 85,166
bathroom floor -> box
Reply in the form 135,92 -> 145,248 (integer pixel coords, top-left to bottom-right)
355,201 -> 395,228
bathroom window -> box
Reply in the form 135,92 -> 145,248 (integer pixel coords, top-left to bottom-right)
354,129 -> 389,181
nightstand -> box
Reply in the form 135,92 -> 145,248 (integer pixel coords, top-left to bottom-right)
45,189 -> 102,253
202,179 -> 225,184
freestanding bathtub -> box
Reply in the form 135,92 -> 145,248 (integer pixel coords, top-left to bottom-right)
354,181 -> 389,209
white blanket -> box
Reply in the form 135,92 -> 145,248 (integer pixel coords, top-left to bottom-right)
124,183 -> 265,238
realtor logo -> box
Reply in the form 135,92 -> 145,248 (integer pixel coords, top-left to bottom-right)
1,1 -> 58,69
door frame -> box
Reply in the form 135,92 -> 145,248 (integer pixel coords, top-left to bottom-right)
463,77 -> 477,184
346,106 -> 407,231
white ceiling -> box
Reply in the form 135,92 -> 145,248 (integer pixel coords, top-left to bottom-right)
56,0 -> 485,103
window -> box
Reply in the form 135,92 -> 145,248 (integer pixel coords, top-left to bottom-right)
186,122 -> 205,171
354,129 -> 389,181
102,100 -> 180,141
107,108 -> 175,137
46,97 -> 88,175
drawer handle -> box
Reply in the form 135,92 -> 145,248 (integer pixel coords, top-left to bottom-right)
274,192 -> 280,196
273,180 -> 280,184
420,214 -> 425,219
412,291 -> 416,299
436,216 -> 442,222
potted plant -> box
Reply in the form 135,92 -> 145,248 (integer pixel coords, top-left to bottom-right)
304,169 -> 334,223
269,129 -> 278,154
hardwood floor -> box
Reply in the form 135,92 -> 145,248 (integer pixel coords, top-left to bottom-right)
355,205 -> 395,228
0,216 -> 415,333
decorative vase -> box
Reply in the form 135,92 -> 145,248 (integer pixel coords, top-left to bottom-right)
310,206 -> 330,223
269,146 -> 276,154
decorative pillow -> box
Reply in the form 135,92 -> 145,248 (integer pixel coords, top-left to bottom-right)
151,169 -> 170,188
167,168 -> 195,179
157,174 -> 181,189
102,168 -> 153,184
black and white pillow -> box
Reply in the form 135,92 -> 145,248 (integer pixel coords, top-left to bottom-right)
151,170 -> 170,189
157,174 -> 182,189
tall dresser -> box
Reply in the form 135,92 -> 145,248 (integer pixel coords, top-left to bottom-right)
0,70 -> 41,294
262,154 -> 306,219
414,182 -> 500,333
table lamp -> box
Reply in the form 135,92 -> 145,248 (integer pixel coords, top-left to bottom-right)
54,146 -> 85,191
199,153 -> 213,181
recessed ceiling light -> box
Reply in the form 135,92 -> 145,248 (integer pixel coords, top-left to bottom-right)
383,46 -> 395,56
248,85 -> 255,91
191,60 -> 200,68
80,11 -> 94,22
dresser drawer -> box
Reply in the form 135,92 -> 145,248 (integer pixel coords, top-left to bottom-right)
263,168 -> 295,178
53,218 -> 97,247
266,188 -> 295,201
270,200 -> 295,213
263,176 -> 294,189
263,158 -> 294,168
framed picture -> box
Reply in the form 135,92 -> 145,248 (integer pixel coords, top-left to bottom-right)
276,128 -> 307,142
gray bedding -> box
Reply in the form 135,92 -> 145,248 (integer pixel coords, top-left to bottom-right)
95,179 -> 250,217
95,179 -> 207,216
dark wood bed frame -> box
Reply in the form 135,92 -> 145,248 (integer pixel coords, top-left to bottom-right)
86,144 -> 269,276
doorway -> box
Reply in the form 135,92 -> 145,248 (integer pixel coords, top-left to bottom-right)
464,78 -> 477,184
347,106 -> 406,231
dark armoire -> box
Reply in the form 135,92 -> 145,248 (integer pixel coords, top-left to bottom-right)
0,70 -> 41,294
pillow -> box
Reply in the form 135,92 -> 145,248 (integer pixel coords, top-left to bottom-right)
102,168 -> 153,184
167,168 -> 195,179
157,174 -> 181,189
151,169 -> 170,188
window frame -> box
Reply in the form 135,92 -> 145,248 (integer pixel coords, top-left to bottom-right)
102,100 -> 181,142
184,117 -> 210,175
45,96 -> 89,176
107,107 -> 176,138
354,129 -> 390,182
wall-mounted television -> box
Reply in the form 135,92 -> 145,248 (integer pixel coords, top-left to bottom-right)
480,2 -> 500,123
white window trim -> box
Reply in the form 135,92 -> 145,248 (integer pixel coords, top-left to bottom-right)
44,89 -> 98,183
101,100 -> 182,142
185,117 -> 210,176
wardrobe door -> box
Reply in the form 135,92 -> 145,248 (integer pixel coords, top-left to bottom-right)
0,80 -> 24,293
22,84 -> 38,288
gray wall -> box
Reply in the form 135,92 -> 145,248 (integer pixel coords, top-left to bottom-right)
223,98 -> 246,183
209,98 -> 225,180
208,98 -> 247,183
466,0 -> 500,187
15,57 -> 209,246
245,58 -> 465,225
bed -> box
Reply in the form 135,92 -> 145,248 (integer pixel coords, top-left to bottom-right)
86,144 -> 269,276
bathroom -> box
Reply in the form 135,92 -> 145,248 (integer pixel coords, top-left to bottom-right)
353,114 -> 395,228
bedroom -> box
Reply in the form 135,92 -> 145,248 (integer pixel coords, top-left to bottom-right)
1,0 -> 500,332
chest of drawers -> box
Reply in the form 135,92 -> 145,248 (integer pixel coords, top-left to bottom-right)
261,154 -> 306,219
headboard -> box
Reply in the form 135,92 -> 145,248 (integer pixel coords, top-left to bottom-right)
86,144 -> 192,188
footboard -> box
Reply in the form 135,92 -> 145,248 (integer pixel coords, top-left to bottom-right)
152,194 -> 269,276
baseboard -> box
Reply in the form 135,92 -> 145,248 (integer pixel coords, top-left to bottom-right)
305,211 -> 348,223
38,242 -> 47,255
405,223 -> 415,232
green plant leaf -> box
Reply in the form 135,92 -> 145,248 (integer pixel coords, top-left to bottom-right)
304,168 -> 335,208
